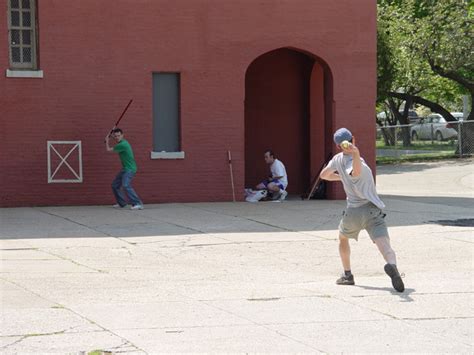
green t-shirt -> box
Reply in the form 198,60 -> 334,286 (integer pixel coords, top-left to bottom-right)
113,139 -> 137,172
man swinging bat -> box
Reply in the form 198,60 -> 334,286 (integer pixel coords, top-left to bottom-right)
105,128 -> 144,210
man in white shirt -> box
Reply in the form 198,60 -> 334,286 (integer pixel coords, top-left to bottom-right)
255,150 -> 288,201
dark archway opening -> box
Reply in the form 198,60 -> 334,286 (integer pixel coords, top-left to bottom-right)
245,48 -> 332,196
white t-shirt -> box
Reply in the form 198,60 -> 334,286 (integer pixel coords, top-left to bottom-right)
270,159 -> 288,189
326,152 -> 385,209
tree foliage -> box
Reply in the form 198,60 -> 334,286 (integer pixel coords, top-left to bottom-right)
378,0 -> 473,121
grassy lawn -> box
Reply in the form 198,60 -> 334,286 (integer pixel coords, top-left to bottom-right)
376,139 -> 457,151
376,152 -> 458,164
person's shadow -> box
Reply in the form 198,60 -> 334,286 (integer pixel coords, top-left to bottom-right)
354,285 -> 416,302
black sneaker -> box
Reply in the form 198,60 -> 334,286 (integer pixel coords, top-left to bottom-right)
384,264 -> 405,292
336,273 -> 355,285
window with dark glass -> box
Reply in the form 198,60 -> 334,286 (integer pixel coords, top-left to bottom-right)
152,73 -> 181,152
7,0 -> 38,69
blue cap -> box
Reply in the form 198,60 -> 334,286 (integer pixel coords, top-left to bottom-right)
333,128 -> 352,145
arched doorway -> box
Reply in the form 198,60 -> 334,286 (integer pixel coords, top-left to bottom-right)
245,48 -> 332,196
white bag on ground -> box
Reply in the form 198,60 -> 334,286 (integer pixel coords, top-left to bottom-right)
245,189 -> 267,203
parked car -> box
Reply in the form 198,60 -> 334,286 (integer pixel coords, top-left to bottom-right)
407,110 -> 420,123
376,110 -> 420,124
451,112 -> 465,121
410,114 -> 458,141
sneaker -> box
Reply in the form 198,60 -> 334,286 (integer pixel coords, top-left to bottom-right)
336,273 -> 355,285
113,204 -> 127,208
384,264 -> 405,292
131,204 -> 144,210
278,190 -> 288,202
269,191 -> 280,200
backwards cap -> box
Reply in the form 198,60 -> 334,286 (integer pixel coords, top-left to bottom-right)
333,128 -> 352,145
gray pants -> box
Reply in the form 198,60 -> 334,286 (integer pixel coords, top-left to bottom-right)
339,203 -> 389,241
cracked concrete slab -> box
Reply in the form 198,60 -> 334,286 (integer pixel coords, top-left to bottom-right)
12,236 -> 131,249
1,158 -> 473,353
116,324 -> 319,353
338,292 -> 473,320
71,301 -> 254,330
1,288 -> 56,310
403,318 -> 473,346
1,307 -> 102,337
93,221 -> 197,238
1,259 -> 100,274
1,331 -> 142,354
0,248 -> 58,260
203,296 -> 392,325
266,319 -> 470,353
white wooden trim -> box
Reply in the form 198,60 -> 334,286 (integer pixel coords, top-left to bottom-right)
6,69 -> 43,78
47,141 -> 83,183
150,151 -> 185,159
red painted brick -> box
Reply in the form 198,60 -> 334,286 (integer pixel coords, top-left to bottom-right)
0,0 -> 376,207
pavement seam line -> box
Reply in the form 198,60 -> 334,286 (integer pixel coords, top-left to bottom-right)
0,278 -> 148,355
198,300 -> 326,353
0,336 -> 28,350
179,203 -> 341,237
37,249 -> 107,273
103,318 -> 399,331
332,292 -> 474,347
331,294 -> 400,320
191,206 -> 343,244
34,207 -> 137,246
1,325 -> 86,348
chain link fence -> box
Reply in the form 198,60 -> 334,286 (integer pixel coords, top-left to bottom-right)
376,120 -> 474,161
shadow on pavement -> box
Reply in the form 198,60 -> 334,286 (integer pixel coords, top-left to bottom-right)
1,194 -> 472,240
381,194 -> 474,208
354,285 -> 416,302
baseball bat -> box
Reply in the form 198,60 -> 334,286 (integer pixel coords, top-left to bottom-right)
105,99 -> 133,142
113,99 -> 133,128
228,150 -> 236,202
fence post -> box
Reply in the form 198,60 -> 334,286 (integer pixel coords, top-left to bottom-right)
431,123 -> 434,144
458,121 -> 463,157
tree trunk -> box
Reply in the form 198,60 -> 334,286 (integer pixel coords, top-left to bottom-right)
388,96 -> 411,147
388,91 -> 473,154
381,127 -> 396,146
376,112 -> 397,146
388,92 -> 458,122
401,126 -> 411,147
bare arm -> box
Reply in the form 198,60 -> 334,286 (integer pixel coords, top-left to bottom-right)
320,165 -> 341,181
105,135 -> 114,152
351,150 -> 361,177
342,137 -> 361,177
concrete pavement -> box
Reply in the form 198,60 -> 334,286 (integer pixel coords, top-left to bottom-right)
1,159 -> 473,353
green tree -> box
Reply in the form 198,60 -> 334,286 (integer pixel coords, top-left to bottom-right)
377,0 -> 473,151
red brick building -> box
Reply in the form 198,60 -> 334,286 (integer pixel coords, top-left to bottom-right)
1,0 -> 377,207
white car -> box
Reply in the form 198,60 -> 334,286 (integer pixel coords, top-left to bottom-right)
411,114 -> 458,141
451,112 -> 465,121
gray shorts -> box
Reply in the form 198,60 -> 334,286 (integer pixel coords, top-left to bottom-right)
338,203 -> 389,241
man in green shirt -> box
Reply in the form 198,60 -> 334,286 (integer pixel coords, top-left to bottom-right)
105,128 -> 144,210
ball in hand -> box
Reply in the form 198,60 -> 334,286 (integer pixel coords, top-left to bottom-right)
341,140 -> 350,149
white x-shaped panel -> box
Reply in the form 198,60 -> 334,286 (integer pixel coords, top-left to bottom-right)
47,141 -> 83,183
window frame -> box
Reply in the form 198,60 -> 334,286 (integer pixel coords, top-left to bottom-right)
151,72 -> 184,159
7,0 -> 39,70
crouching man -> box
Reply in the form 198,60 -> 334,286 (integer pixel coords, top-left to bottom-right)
255,150 -> 288,202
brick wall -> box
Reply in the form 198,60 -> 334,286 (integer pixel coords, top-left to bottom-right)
0,0 -> 376,206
